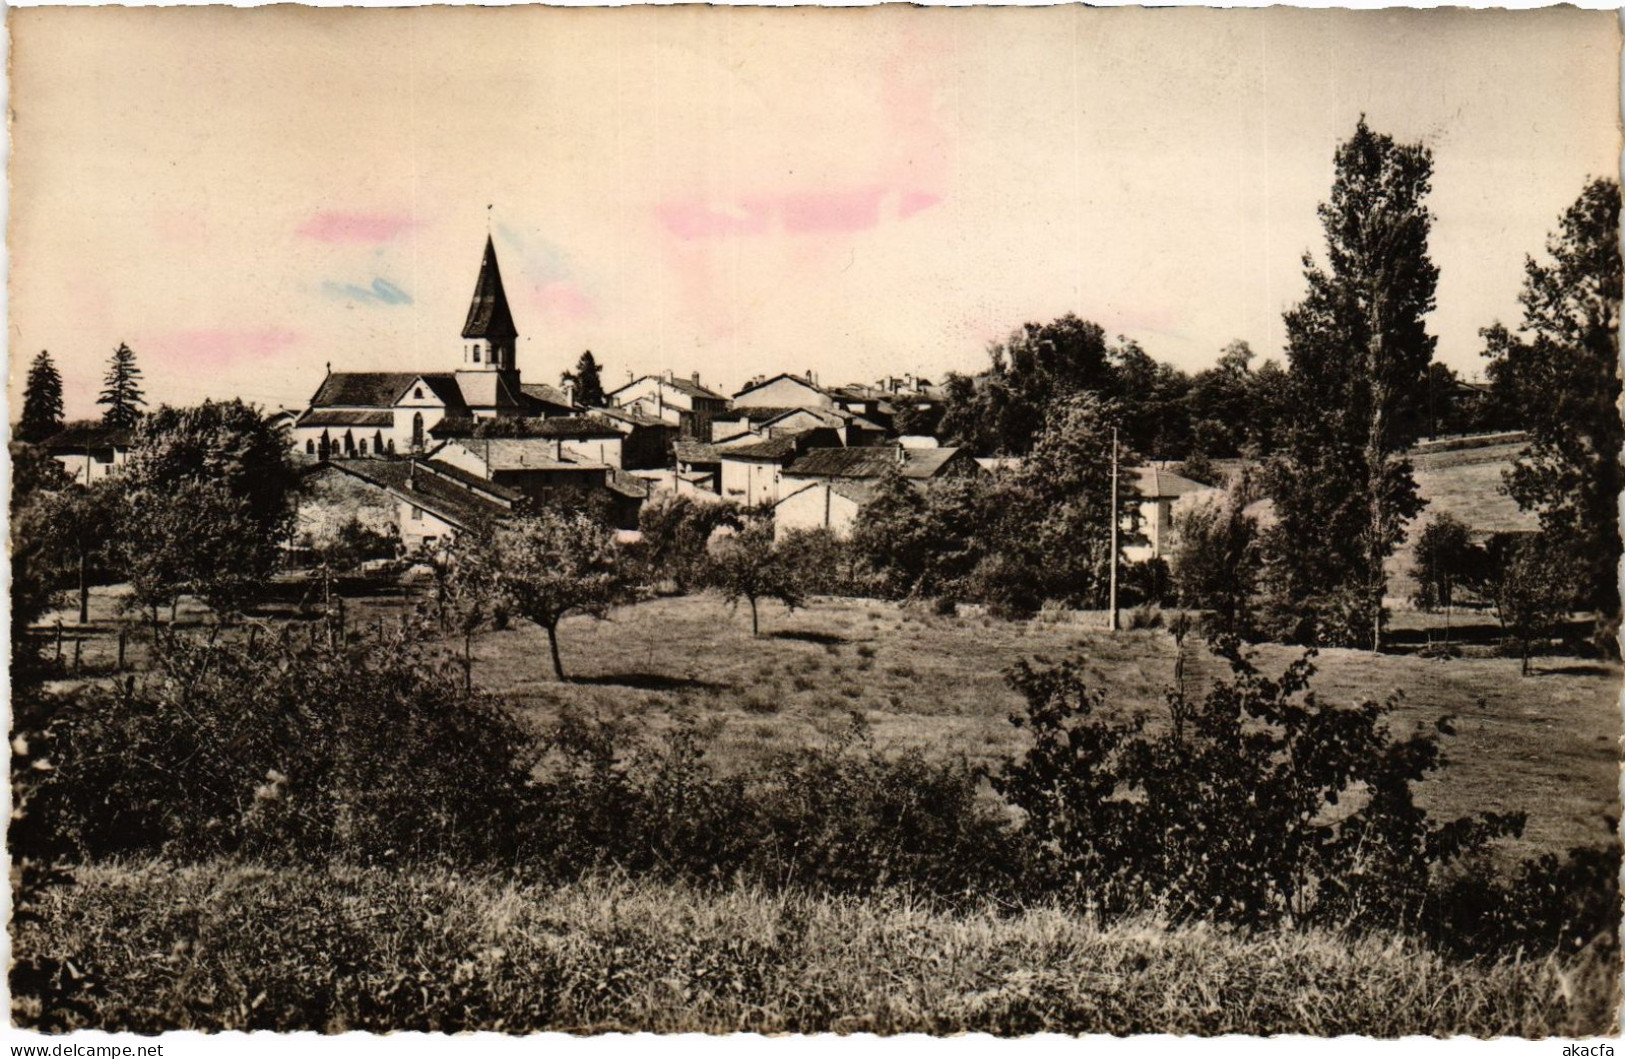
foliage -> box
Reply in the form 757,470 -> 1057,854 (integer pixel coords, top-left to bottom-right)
1481,177 -> 1622,619
114,401 -> 297,621
560,349 -> 607,408
634,493 -> 741,592
10,634 -> 541,870
98,342 -> 147,429
992,641 -> 1523,929
936,314 -> 1118,455
19,350 -> 65,442
1489,535 -> 1574,676
453,508 -> 629,681
1411,514 -> 1480,613
707,520 -> 804,636
775,526 -> 871,596
1171,489 -> 1261,637
1264,119 -> 1437,649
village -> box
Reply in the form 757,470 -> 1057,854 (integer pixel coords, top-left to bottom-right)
36,233 -> 1220,575
6,5 -> 1620,1042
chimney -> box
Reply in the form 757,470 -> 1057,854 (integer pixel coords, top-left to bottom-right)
896,442 -> 907,466
665,368 -> 675,384
692,371 -> 701,387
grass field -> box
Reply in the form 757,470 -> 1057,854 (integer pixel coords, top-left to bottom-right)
36,581 -> 1619,864
14,860 -> 1615,1036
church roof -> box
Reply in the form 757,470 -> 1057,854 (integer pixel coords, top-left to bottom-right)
307,372 -> 470,412
519,382 -> 580,413
461,235 -> 518,341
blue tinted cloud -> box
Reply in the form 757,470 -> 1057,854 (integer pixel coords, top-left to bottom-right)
321,277 -> 413,306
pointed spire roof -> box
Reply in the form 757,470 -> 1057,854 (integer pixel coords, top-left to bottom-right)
461,235 -> 518,341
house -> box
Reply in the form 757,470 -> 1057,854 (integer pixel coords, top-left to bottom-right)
290,236 -> 532,458
730,371 -> 834,412
321,458 -> 517,554
716,427 -> 842,508
430,415 -> 626,469
517,382 -> 582,417
711,405 -> 889,448
593,406 -> 679,470
41,422 -> 133,485
430,436 -> 650,530
673,440 -> 724,492
1124,466 -> 1220,563
606,372 -> 729,440
772,444 -> 980,539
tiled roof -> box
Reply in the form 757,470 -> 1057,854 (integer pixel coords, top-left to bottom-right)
674,441 -> 723,464
719,434 -> 805,460
609,374 -> 728,402
325,458 -> 513,531
432,415 -> 623,440
732,372 -> 828,401
461,236 -> 518,341
297,408 -> 395,428
785,445 -> 967,480
40,421 -> 133,453
518,382 -> 580,412
452,371 -> 522,411
1133,466 -> 1215,500
309,372 -> 420,408
594,406 -> 672,430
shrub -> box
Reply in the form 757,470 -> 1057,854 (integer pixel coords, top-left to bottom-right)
1170,492 -> 1261,637
11,633 -> 541,869
992,640 -> 1524,929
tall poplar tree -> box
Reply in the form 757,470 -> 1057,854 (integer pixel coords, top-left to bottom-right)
18,350 -> 64,442
561,350 -> 607,408
98,342 -> 147,429
1264,119 -> 1438,650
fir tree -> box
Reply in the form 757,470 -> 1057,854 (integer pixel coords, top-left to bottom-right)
98,342 -> 147,429
561,350 -> 607,408
18,349 -> 64,442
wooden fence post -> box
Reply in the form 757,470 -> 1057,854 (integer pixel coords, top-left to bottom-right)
117,628 -> 127,672
54,620 -> 63,666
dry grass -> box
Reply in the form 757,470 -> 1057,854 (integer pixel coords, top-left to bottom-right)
14,860 -> 1615,1036
33,579 -> 1620,864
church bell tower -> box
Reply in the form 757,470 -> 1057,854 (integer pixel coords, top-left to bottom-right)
460,235 -> 519,380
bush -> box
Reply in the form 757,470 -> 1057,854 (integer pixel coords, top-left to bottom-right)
992,640 -> 1524,929
11,633 -> 540,869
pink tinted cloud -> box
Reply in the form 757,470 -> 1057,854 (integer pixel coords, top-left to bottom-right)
656,199 -> 772,241
153,328 -> 300,369
782,187 -> 886,234
298,211 -> 415,244
530,281 -> 597,322
898,190 -> 942,220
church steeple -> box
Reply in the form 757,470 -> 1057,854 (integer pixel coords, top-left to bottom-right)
460,235 -> 518,374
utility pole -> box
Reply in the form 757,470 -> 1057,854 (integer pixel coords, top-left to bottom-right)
1108,426 -> 1119,632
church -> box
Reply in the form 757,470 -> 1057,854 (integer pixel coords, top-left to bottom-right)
290,236 -> 575,459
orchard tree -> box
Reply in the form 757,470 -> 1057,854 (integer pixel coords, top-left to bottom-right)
1265,119 -> 1438,650
708,520 -> 803,636
635,494 -> 742,593
98,343 -> 147,429
18,350 -> 64,443
1481,177 -> 1621,622
561,350 -> 607,408
462,509 -> 627,681
1492,536 -> 1574,676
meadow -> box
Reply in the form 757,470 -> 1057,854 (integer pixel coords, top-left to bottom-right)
14,860 -> 1615,1036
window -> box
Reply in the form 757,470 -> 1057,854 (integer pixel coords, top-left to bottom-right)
415,387 -> 424,399
358,439 -> 368,455
411,505 -> 424,521
473,345 -> 481,363
306,439 -> 316,455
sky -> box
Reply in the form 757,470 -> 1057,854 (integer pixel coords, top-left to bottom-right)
7,5 -> 1619,420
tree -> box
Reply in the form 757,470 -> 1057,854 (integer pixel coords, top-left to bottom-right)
98,343 -> 147,429
115,400 -> 298,624
1412,514 -> 1481,647
936,314 -> 1118,456
1170,483 -> 1262,638
561,350 -> 607,408
1481,177 -> 1621,622
1003,393 -> 1138,608
1491,536 -> 1573,676
707,520 -> 803,636
635,494 -> 741,593
1265,119 -> 1438,650
18,350 -> 64,443
459,509 -> 627,681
